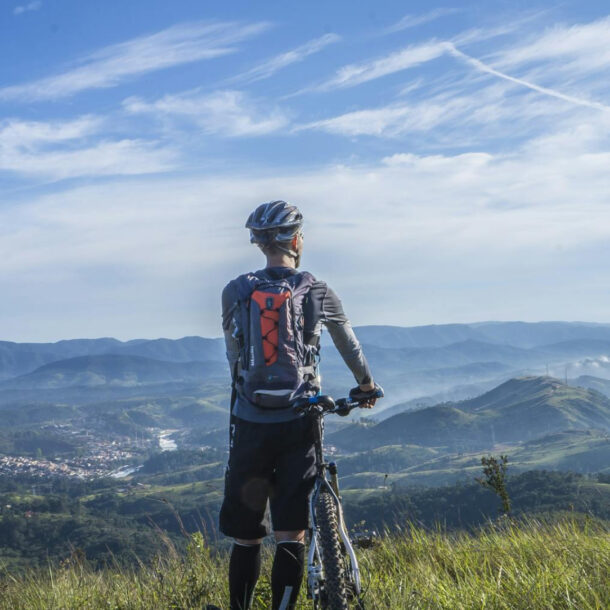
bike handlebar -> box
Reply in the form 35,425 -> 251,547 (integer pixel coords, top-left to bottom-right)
292,387 -> 384,417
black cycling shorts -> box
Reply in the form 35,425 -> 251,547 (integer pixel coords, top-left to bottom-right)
219,414 -> 317,539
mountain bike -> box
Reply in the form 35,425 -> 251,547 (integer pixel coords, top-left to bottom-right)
293,388 -> 384,610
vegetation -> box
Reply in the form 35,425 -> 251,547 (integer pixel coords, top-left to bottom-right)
346,471 -> 610,532
0,518 -> 607,609
476,455 -> 511,514
1,469 -> 608,572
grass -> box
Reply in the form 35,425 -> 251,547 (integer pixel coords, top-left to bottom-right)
0,517 -> 608,609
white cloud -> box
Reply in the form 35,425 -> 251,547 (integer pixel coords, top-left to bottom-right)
0,20 -> 270,101
293,16 -> 536,94
2,118 -> 610,340
229,33 -> 341,84
0,117 -> 176,178
1,139 -> 176,179
13,1 -> 41,15
124,89 -> 289,137
385,8 -> 462,34
446,43 -> 610,113
296,81 -> 571,140
296,21 -> 610,142
494,16 -> 610,76
0,116 -> 102,148
306,41 -> 447,92
297,105 -> 425,137
3,12 -> 610,340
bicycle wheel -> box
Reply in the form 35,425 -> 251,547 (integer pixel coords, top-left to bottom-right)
315,490 -> 349,610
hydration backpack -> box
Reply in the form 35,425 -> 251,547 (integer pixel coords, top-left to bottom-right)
231,271 -> 318,409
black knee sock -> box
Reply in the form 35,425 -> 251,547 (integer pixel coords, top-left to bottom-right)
229,542 -> 261,610
271,541 -> 305,610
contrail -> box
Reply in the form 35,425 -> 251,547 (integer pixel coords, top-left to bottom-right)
444,42 -> 610,113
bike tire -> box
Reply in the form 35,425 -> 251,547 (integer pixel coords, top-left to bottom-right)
315,490 -> 349,610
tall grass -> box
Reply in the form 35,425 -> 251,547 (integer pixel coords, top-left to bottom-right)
1,517 -> 608,609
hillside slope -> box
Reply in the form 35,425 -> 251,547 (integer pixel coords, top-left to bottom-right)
0,355 -> 226,389
331,377 -> 610,450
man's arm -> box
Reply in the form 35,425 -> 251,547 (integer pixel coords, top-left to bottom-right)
318,284 -> 374,389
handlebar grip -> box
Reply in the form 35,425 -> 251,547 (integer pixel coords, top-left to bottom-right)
335,402 -> 352,417
349,383 -> 384,403
317,395 -> 336,410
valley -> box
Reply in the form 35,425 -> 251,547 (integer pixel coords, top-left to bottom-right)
0,321 -> 609,568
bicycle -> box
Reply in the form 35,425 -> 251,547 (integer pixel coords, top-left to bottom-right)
293,388 -> 384,610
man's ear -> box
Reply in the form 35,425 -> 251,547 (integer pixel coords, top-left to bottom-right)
291,235 -> 298,250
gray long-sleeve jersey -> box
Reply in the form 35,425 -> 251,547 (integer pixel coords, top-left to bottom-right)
222,266 -> 373,422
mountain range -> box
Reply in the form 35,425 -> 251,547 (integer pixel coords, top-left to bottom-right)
2,322 -> 610,423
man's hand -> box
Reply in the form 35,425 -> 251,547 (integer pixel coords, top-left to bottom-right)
349,382 -> 383,408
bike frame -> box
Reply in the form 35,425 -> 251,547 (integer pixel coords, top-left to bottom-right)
306,410 -> 362,605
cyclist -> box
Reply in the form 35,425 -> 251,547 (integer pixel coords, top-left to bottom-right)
219,200 -> 379,610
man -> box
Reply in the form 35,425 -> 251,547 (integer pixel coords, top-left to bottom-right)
219,200 -> 380,610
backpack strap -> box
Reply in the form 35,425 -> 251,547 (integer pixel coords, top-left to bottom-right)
229,359 -> 239,414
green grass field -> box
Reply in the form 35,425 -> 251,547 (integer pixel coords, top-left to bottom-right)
1,517 -> 608,609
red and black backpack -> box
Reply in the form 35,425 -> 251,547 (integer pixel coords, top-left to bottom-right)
232,271 -> 317,409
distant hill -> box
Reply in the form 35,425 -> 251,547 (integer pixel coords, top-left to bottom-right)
537,339 -> 610,359
351,321 -> 610,349
330,377 -> 610,451
0,338 -> 125,380
381,429 -> 610,488
110,336 -> 225,363
0,355 -> 226,389
0,337 -> 225,380
3,323 -> 610,418
511,429 -> 610,473
473,321 -> 610,348
353,324 -> 489,349
575,375 -> 610,397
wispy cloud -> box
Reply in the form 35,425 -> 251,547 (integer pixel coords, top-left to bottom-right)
296,96 -> 480,138
305,41 -> 447,92
493,16 -> 610,75
228,33 -> 340,84
295,58 -> 581,141
296,17 -> 610,141
13,1 -> 41,15
0,116 -> 101,147
0,20 -> 270,101
293,14 -> 545,95
124,89 -> 289,137
385,8 -> 462,34
445,42 -> 610,113
297,105 -> 419,137
0,117 -> 176,178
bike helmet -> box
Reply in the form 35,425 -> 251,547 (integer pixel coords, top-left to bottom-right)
246,200 -> 303,257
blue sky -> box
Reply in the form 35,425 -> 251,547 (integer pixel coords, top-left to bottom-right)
2,0 -> 610,341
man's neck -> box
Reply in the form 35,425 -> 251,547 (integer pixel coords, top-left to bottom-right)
265,255 -> 296,269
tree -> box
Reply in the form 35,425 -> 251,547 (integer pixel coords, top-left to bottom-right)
476,454 -> 511,515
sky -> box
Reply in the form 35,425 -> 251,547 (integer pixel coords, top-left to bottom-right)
1,0 -> 610,342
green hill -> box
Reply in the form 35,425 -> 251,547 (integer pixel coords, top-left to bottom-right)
350,430 -> 610,489
331,377 -> 610,451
